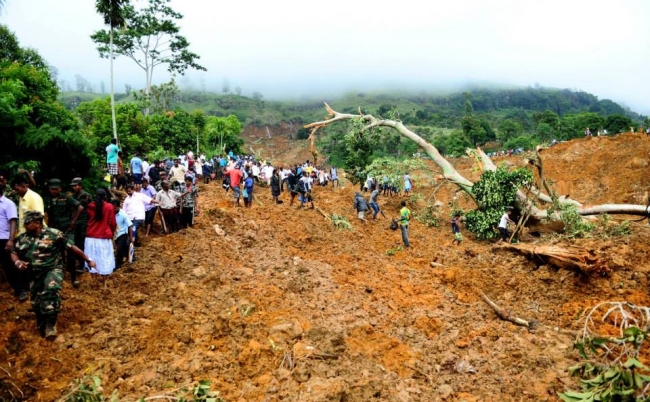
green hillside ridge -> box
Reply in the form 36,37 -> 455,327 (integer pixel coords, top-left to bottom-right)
59,85 -> 644,127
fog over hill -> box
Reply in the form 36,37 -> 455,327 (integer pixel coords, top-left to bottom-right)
2,0 -> 649,114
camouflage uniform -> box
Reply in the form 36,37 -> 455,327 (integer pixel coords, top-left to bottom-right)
45,181 -> 81,284
72,185 -> 92,263
12,225 -> 71,335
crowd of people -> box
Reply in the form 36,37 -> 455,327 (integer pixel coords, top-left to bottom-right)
1,136 -> 525,342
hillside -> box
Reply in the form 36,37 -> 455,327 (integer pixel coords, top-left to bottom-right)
2,133 -> 650,401
59,86 -> 645,128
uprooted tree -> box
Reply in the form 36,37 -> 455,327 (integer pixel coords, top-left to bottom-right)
305,103 -> 649,231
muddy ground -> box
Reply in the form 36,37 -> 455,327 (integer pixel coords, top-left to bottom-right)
2,133 -> 650,401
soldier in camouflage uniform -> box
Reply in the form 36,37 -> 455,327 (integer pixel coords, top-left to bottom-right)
11,210 -> 96,339
45,179 -> 84,287
70,178 -> 92,273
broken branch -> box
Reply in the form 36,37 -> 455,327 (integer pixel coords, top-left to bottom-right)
480,291 -> 535,329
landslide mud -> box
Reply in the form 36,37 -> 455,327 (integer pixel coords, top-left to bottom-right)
1,133 -> 650,401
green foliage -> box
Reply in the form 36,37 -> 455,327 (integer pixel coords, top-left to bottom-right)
464,167 -> 533,239
554,204 -> 595,238
365,157 -> 426,189
504,134 -> 539,151
497,119 -> 523,142
61,374 -> 222,402
558,112 -> 606,140
296,127 -> 310,140
385,246 -> 403,256
90,0 -> 206,93
330,214 -> 352,230
560,327 -> 650,402
76,98 -> 151,155
204,114 -> 244,155
432,130 -> 472,157
134,79 -> 180,114
341,118 -> 382,184
461,115 -> 491,145
148,109 -> 203,154
597,214 -> 631,237
0,25 -> 95,183
415,205 -> 440,227
605,114 -> 632,134
62,374 -> 118,402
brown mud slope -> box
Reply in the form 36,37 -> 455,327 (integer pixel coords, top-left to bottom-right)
2,133 -> 650,401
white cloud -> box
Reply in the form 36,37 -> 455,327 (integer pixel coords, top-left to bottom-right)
2,0 -> 648,114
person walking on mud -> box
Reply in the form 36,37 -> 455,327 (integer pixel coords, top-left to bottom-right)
11,211 -> 96,339
369,187 -> 386,220
353,192 -> 370,224
451,213 -> 463,246
271,168 -> 282,204
396,201 -> 411,248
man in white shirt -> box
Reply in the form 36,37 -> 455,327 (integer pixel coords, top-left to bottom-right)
123,184 -> 156,246
142,157 -> 150,181
154,180 -> 180,233
262,163 -> 274,185
498,209 -> 515,243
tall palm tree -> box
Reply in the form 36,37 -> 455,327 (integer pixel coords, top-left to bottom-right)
95,0 -> 128,141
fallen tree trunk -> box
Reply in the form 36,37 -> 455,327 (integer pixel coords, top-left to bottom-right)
494,243 -> 609,275
305,104 -> 650,222
305,103 -> 476,198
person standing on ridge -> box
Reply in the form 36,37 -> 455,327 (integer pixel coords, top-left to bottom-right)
106,138 -> 120,185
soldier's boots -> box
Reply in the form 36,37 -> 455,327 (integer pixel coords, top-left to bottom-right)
36,313 -> 46,338
45,316 -> 57,340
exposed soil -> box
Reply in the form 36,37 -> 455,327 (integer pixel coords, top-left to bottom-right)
2,133 -> 650,401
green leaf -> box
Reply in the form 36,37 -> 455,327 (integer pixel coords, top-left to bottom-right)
557,392 -> 581,402
580,374 -> 603,385
623,326 -> 644,337
623,358 -> 645,369
604,368 -> 619,380
563,390 -> 594,398
590,338 -> 608,346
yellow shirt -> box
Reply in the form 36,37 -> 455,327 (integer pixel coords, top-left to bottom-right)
17,188 -> 45,236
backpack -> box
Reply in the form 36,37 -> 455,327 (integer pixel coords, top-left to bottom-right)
222,175 -> 230,189
390,219 -> 398,230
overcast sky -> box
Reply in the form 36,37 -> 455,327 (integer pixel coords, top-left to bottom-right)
2,0 -> 649,114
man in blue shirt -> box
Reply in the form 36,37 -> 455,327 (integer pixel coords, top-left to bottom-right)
111,199 -> 134,269
130,152 -> 144,189
106,138 -> 120,183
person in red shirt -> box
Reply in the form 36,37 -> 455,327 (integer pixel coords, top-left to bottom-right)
84,189 -> 117,277
225,167 -> 244,207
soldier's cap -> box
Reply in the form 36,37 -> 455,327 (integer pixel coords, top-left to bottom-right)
24,210 -> 44,223
48,178 -> 62,188
70,177 -> 83,186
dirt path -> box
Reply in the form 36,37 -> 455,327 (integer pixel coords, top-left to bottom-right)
2,133 -> 650,401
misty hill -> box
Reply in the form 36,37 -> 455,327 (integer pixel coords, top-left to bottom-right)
59,85 -> 643,128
